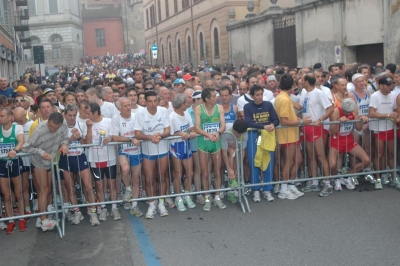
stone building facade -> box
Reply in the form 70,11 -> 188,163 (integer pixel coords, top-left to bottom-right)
227,0 -> 400,68
143,0 -> 265,67
25,0 -> 84,68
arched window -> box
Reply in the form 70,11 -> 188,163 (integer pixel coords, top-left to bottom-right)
213,28 -> 219,58
199,32 -> 204,59
50,34 -> 62,59
187,36 -> 191,62
30,36 -> 40,44
169,42 -> 172,63
177,39 -> 181,62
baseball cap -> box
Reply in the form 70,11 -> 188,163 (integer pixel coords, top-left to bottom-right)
378,76 -> 395,85
43,88 -> 55,95
191,90 -> 202,99
352,73 -> 364,82
342,98 -> 356,113
182,74 -> 194,81
173,78 -> 185,85
14,85 -> 27,93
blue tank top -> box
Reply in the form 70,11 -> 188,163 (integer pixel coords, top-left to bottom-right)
351,90 -> 369,116
224,103 -> 236,131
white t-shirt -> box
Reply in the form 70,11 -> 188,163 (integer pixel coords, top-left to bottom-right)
67,121 -> 87,156
109,113 -> 139,155
131,105 -> 144,115
347,83 -> 355,93
392,86 -> 400,97
133,106 -> 170,155
300,88 -> 332,122
369,91 -> 397,132
100,101 -> 117,119
320,86 -> 333,131
237,94 -> 270,112
76,115 -> 87,124
87,117 -> 116,167
263,89 -> 274,101
169,111 -> 193,144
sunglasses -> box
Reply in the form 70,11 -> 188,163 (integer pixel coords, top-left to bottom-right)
15,99 -> 25,103
145,87 -> 153,91
118,86 -> 126,90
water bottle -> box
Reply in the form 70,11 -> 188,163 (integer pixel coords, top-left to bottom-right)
99,130 -> 106,146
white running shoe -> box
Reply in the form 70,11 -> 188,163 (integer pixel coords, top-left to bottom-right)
334,179 -> 342,191
165,197 -> 176,209
71,211 -> 84,225
253,191 -> 261,202
0,221 -> 7,230
289,186 -> 304,197
90,212 -> 100,226
41,219 -> 56,232
175,198 -> 186,212
99,208 -> 108,221
273,184 -> 280,194
130,206 -> 144,217
340,177 -> 355,190
145,205 -> 155,219
111,208 -> 121,221
278,190 -> 298,200
183,196 -> 196,209
36,217 -> 42,228
123,189 -> 132,202
263,191 -> 274,202
158,203 -> 169,217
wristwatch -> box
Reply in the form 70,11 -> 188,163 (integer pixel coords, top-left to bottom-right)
299,120 -> 303,126
217,131 -> 222,136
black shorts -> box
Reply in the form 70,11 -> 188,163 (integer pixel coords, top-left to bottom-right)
59,154 -> 89,173
0,158 -> 23,178
91,165 -> 116,180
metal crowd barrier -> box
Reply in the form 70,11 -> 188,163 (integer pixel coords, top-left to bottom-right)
0,152 -> 64,238
244,118 -> 398,212
0,118 -> 397,237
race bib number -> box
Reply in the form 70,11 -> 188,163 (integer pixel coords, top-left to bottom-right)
203,122 -> 220,140
68,140 -> 82,156
0,143 -> 14,155
122,142 -> 139,154
340,122 -> 353,135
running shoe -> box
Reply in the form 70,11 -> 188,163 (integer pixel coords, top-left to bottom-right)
35,218 -> 41,228
158,203 -> 169,217
124,202 -> 131,210
183,196 -> 196,209
365,174 -> 376,184
196,195 -> 206,205
390,177 -> 400,189
253,191 -> 261,202
334,179 -> 342,191
375,178 -> 383,190
41,219 -> 56,232
278,190 -> 298,200
65,210 -> 73,221
19,220 -> 27,232
229,179 -> 239,189
340,177 -> 355,190
71,211 -> 84,225
165,197 -> 176,209
175,198 -> 186,212
214,198 -> 227,209
6,222 -> 15,235
319,184 -> 333,197
381,174 -> 390,185
130,206 -> 144,217
99,208 -> 108,221
90,213 -> 100,226
263,191 -> 274,202
111,208 -> 121,221
203,200 -> 211,212
227,192 -> 238,204
273,184 -> 280,194
0,221 -> 7,230
123,188 -> 132,202
145,206 -> 155,219
351,176 -> 359,186
302,181 -> 321,192
289,186 -> 305,197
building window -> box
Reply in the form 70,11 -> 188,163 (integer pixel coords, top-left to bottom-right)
157,0 -> 161,22
96,29 -> 106,47
177,39 -> 181,62
174,0 -> 177,13
169,42 -> 172,63
182,0 -> 189,9
162,44 -> 165,63
199,32 -> 204,60
187,36 -> 191,62
31,36 -> 40,44
165,0 -> 169,18
49,0 -> 58,14
213,28 -> 219,58
146,9 -> 149,28
51,34 -> 62,58
53,47 -> 61,58
150,5 -> 155,26
28,0 -> 36,16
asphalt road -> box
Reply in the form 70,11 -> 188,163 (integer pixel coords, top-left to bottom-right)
2,181 -> 400,266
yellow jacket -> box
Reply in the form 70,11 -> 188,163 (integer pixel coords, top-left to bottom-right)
254,129 -> 276,171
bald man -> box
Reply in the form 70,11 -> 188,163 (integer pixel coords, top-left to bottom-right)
13,107 -> 34,218
193,85 -> 203,91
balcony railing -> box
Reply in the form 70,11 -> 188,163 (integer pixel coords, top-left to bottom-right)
16,0 -> 28,7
